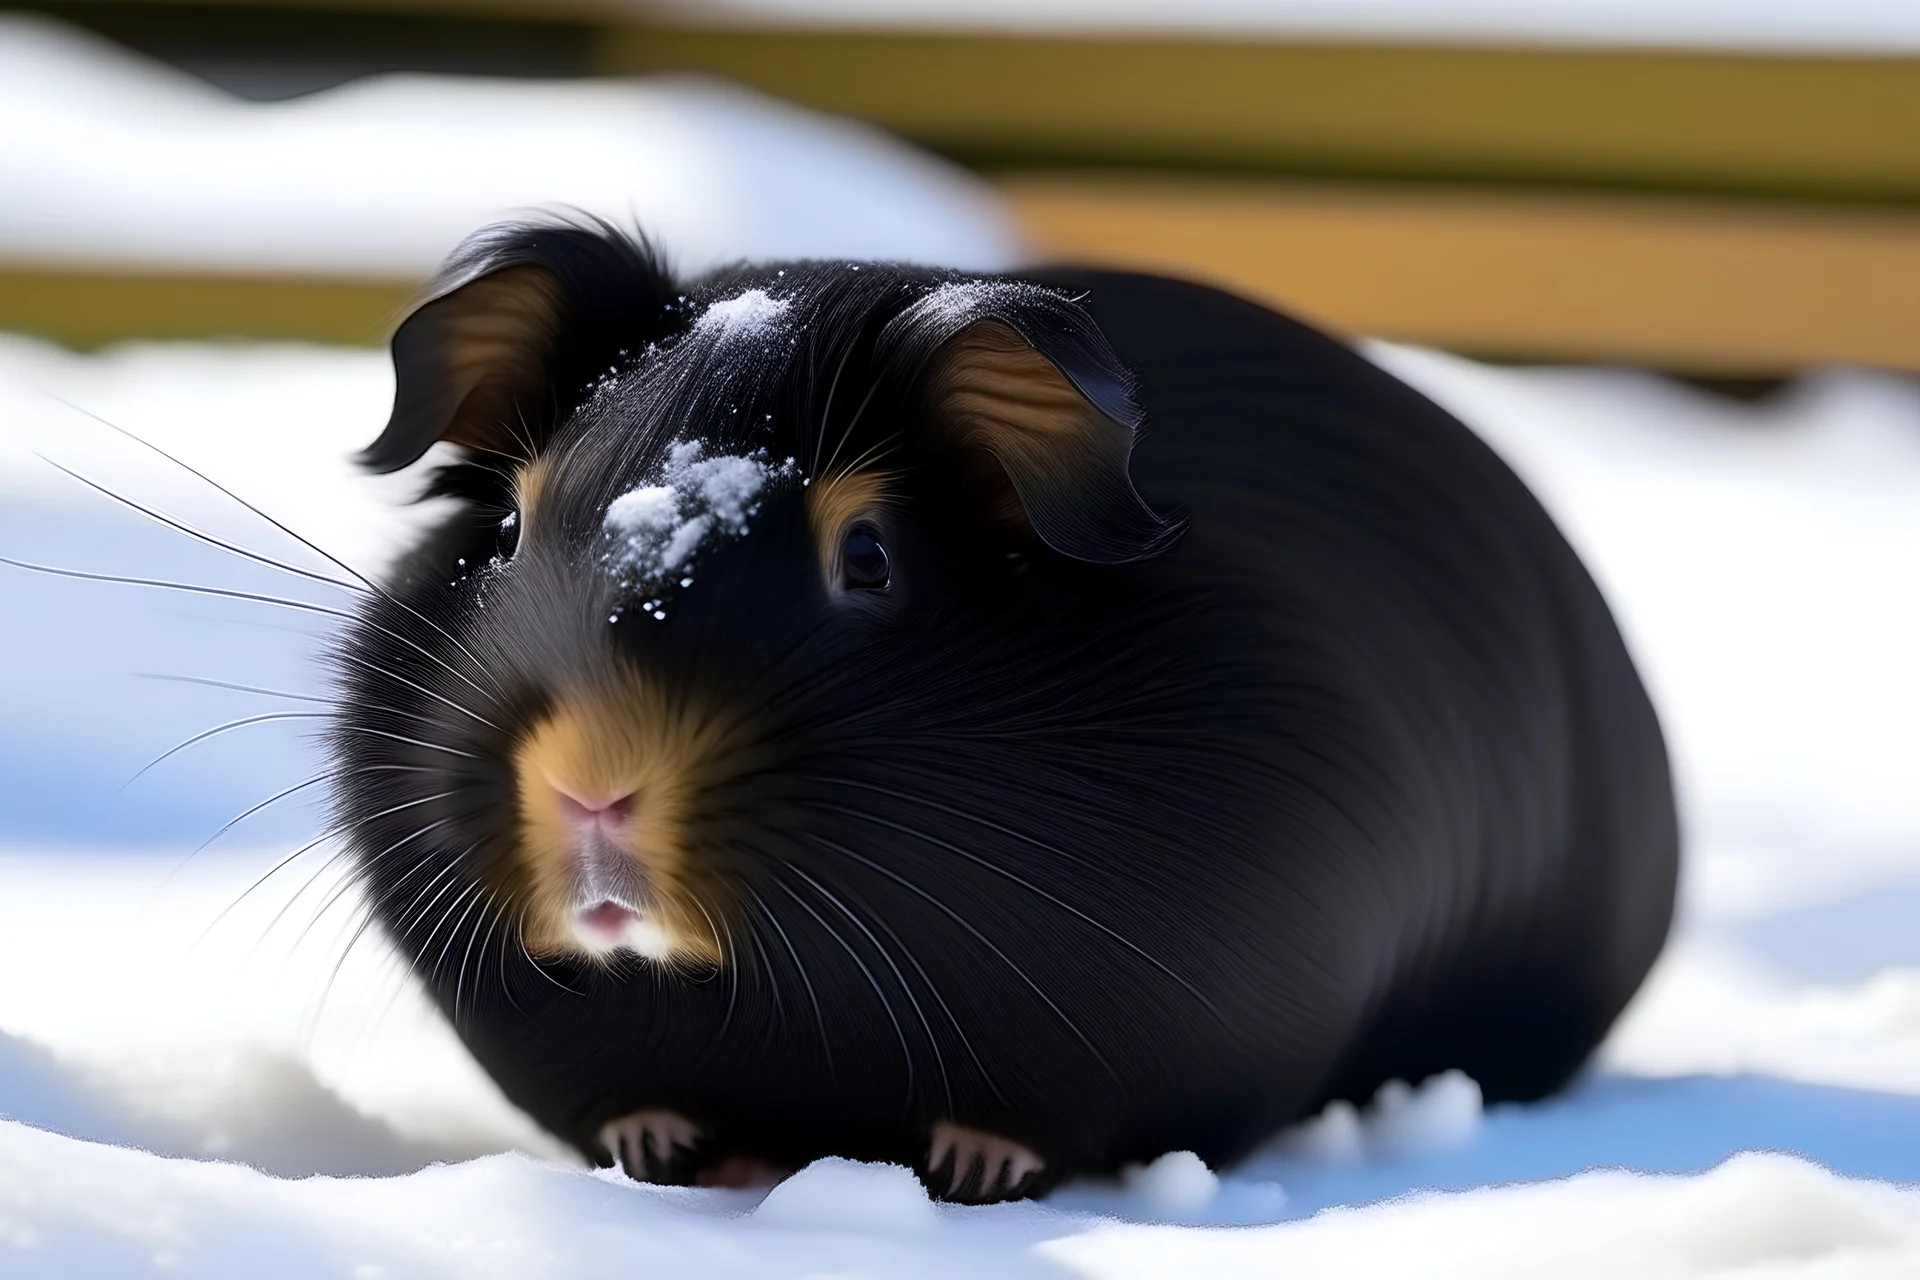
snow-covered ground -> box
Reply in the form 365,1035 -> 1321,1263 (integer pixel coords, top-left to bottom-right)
3,327 -> 1920,1274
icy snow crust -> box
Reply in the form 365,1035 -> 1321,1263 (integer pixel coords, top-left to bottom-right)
10,1127 -> 1920,1279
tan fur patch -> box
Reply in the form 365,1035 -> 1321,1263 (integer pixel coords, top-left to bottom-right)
513,456 -> 552,539
433,265 -> 563,459
934,321 -> 1091,439
926,321 -> 1101,531
507,675 -> 743,967
804,469 -> 893,582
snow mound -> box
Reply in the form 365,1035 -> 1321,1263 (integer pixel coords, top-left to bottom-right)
0,1032 -> 483,1179
0,14 -> 1019,278
1273,1070 -> 1485,1166
1045,1152 -> 1920,1280
1120,1151 -> 1221,1220
1605,942 -> 1920,1096
1371,1071 -> 1485,1158
754,1157 -> 938,1230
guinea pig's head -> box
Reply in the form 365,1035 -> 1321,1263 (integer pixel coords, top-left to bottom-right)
330,219 -> 1186,997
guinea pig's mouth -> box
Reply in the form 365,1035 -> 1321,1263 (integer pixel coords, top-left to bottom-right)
568,850 -> 673,958
571,894 -> 673,959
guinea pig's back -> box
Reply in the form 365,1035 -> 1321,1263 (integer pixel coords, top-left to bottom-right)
1040,268 -> 1678,1107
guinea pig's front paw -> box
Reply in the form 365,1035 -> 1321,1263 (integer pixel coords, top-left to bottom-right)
924,1121 -> 1046,1204
599,1108 -> 703,1185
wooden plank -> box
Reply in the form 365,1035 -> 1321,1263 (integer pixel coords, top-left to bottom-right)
41,6 -> 1920,199
0,265 -> 414,349
38,5 -> 1920,202
9,179 -> 1920,373
1004,176 -> 1920,372
603,27 -> 1920,203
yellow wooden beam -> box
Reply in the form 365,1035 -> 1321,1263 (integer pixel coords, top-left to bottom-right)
37,4 -> 1920,198
1005,176 -> 1920,372
604,27 -> 1920,204
0,265 -> 415,349
9,178 -> 1920,373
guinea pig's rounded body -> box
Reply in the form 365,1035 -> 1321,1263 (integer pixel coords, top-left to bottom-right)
332,224 -> 1675,1201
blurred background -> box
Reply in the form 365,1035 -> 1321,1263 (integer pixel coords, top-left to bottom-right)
1,0 -> 1919,1229
7,0 -> 1920,372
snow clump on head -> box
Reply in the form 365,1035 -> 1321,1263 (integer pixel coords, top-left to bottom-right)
604,439 -> 795,613
919,278 -> 1059,326
694,289 -> 791,342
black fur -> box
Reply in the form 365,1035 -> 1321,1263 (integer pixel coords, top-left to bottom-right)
331,222 -> 1677,1198
360,216 -> 683,475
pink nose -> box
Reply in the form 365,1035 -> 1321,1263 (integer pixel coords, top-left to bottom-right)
552,783 -> 638,829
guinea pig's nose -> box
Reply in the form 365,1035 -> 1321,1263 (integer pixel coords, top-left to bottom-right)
551,782 -> 638,831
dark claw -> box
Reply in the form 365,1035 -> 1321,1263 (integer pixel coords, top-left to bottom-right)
953,1151 -> 985,1203
926,1145 -> 960,1200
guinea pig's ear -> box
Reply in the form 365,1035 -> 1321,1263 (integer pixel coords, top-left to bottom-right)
884,282 -> 1186,564
358,219 -> 680,474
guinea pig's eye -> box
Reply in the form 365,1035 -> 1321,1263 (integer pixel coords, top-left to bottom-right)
494,509 -> 520,561
840,524 -> 890,591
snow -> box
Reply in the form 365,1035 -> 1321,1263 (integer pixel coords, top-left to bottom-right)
603,439 -> 790,596
6,1128 -> 1920,1278
605,486 -> 685,549
6,332 -> 1920,1269
653,0 -> 1920,54
694,288 -> 794,341
1043,1154 -> 1920,1279
753,1158 -> 941,1230
916,278 -> 1063,328
0,14 -> 1018,278
1118,1151 -> 1222,1219
1267,1070 -> 1484,1166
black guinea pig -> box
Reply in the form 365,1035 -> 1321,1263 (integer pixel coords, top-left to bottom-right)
332,217 -> 1677,1203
